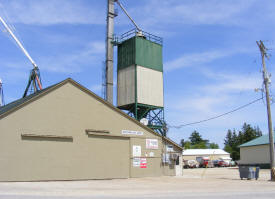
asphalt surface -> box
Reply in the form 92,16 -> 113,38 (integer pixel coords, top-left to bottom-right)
0,168 -> 275,199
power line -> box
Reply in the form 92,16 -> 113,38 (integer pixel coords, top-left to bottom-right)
168,97 -> 263,129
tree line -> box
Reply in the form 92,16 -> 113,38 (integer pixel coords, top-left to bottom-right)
179,123 -> 263,161
224,123 -> 262,160
180,131 -> 219,149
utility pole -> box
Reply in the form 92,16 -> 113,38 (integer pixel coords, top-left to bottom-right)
105,0 -> 116,104
257,40 -> 275,181
0,79 -> 4,107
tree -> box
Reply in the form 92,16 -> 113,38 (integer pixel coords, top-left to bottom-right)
224,123 -> 263,160
224,129 -> 233,146
209,143 -> 219,149
180,139 -> 184,147
180,130 -> 219,149
191,142 -> 207,149
184,141 -> 191,149
189,131 -> 204,145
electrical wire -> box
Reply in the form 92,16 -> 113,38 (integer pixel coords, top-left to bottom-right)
168,97 -> 263,129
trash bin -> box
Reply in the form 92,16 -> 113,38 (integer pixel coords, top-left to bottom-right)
238,166 -> 260,180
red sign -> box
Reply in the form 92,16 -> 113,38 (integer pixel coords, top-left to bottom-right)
140,158 -> 147,168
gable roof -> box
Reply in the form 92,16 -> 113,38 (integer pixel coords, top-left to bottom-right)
182,149 -> 229,156
239,133 -> 275,147
0,78 -> 182,151
0,83 -> 58,116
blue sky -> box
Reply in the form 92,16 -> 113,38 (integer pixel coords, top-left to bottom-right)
1,0 -> 275,147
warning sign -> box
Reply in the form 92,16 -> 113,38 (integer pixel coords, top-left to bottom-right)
133,145 -> 141,157
140,158 -> 147,168
133,158 -> 141,167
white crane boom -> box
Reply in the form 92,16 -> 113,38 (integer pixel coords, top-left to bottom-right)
0,16 -> 38,68
115,0 -> 142,32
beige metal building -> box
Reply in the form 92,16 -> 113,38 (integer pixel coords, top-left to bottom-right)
0,78 -> 182,182
240,134 -> 275,168
182,149 -> 230,161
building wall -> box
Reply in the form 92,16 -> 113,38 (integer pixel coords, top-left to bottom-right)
117,65 -> 135,107
182,154 -> 230,161
117,65 -> 163,108
162,141 -> 182,176
130,137 -> 162,178
240,145 -> 270,164
137,66 -> 163,107
0,82 -> 178,181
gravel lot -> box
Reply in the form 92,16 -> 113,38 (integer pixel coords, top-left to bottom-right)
0,168 -> 275,199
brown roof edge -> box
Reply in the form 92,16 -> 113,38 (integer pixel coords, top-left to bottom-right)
0,78 -> 183,151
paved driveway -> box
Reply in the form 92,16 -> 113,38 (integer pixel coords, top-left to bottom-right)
0,168 -> 275,199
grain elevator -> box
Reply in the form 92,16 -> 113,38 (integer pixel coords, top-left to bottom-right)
116,29 -> 165,135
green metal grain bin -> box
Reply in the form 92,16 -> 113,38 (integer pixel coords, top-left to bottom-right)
116,30 -> 165,135
117,36 -> 163,72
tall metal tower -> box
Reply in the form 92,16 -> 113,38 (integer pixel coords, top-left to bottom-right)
116,29 -> 165,135
105,0 -> 116,104
0,79 -> 4,107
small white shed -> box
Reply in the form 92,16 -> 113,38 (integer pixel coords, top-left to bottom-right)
182,149 -> 230,161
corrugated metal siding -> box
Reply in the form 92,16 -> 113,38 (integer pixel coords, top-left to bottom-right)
135,37 -> 163,72
117,65 -> 135,107
117,37 -> 163,72
117,37 -> 135,70
137,66 -> 163,107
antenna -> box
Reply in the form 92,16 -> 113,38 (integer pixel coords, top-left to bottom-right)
0,15 -> 42,97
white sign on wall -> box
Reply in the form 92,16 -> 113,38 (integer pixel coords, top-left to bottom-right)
133,158 -> 141,167
166,145 -> 174,152
146,139 -> 158,149
122,130 -> 144,136
133,145 -> 141,157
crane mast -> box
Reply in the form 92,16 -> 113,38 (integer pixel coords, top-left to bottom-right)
0,16 -> 42,97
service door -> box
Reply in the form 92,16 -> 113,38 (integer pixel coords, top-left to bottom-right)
85,135 -> 130,179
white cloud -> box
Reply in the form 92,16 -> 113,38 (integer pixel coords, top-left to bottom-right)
87,41 -> 105,54
38,41 -> 105,73
178,95 -> 229,113
164,50 -> 229,71
126,0 -> 258,29
0,40 -> 105,74
164,46 -> 253,71
167,70 -> 262,120
201,72 -> 262,94
0,0 -> 105,25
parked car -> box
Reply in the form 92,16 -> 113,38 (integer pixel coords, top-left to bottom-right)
212,160 -> 220,167
229,160 -> 236,167
196,156 -> 210,168
183,160 -> 199,168
207,161 -> 214,168
218,160 -> 225,167
219,157 -> 232,167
